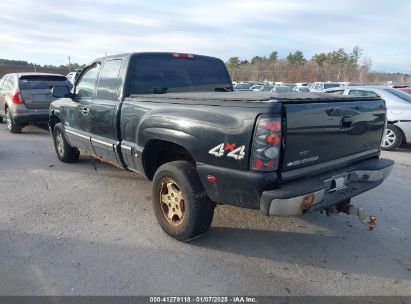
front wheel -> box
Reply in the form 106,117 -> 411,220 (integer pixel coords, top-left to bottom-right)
381,125 -> 402,151
52,123 -> 80,163
152,161 -> 215,242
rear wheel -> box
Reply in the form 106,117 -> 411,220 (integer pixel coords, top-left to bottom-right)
381,125 -> 402,151
52,123 -> 80,163
152,161 -> 215,242
6,108 -> 22,133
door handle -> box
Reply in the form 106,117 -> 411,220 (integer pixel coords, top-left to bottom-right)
340,116 -> 353,129
82,107 -> 90,115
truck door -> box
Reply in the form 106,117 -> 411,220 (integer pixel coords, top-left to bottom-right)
88,58 -> 123,164
65,62 -> 101,154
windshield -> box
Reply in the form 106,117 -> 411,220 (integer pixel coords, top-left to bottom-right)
385,88 -> 411,102
128,54 -> 232,94
19,75 -> 71,90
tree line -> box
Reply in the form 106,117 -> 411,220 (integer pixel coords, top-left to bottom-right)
226,46 -> 409,85
0,58 -> 85,70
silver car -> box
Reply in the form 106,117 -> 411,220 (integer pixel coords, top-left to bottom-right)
0,73 -> 72,133
323,86 -> 411,150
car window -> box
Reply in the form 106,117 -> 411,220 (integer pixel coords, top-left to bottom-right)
313,83 -> 319,90
96,59 -> 122,100
348,90 -> 379,97
323,83 -> 340,90
3,75 -> 14,90
18,75 -> 71,91
298,87 -> 310,92
75,63 -> 101,98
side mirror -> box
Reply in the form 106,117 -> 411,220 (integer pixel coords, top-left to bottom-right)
51,85 -> 70,98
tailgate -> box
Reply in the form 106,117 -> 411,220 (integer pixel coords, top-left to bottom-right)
282,99 -> 386,179
19,75 -> 71,109
21,89 -> 54,109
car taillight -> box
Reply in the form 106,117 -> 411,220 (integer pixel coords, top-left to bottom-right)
251,115 -> 282,171
11,91 -> 24,104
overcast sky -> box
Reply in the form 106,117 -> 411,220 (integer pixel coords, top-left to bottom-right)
0,0 -> 409,73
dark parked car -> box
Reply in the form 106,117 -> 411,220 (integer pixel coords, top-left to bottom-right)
0,73 -> 72,133
49,52 -> 393,241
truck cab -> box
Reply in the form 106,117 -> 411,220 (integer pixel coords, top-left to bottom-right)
48,52 -> 393,242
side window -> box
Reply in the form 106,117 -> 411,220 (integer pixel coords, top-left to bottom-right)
363,91 -> 379,97
96,59 -> 122,101
314,83 -> 320,90
348,90 -> 379,97
74,63 -> 100,98
3,76 -> 13,91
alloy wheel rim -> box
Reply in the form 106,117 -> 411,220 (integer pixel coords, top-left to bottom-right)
159,179 -> 185,227
382,129 -> 396,148
56,132 -> 65,156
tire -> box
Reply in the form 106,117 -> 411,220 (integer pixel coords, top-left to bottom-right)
52,123 -> 80,163
152,161 -> 215,242
381,125 -> 403,151
6,108 -> 22,134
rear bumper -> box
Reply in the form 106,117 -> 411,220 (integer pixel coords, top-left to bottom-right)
12,111 -> 49,124
260,158 -> 394,216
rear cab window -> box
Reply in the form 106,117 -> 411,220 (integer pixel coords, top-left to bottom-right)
127,53 -> 232,95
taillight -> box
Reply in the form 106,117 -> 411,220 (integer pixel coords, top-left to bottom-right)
251,115 -> 282,171
11,91 -> 24,104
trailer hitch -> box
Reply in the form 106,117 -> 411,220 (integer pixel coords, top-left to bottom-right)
325,202 -> 376,230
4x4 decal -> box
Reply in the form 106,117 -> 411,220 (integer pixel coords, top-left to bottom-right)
209,143 -> 246,160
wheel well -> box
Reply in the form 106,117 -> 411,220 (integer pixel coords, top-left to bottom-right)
142,140 -> 195,180
49,115 -> 61,132
388,122 -> 406,144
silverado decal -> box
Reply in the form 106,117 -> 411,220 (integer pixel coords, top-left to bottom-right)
209,143 -> 246,160
287,156 -> 319,167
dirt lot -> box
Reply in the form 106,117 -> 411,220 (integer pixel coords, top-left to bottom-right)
0,124 -> 410,296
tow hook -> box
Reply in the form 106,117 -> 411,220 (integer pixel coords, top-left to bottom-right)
325,202 -> 377,230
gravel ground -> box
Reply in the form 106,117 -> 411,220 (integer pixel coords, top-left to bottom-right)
0,124 -> 410,296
